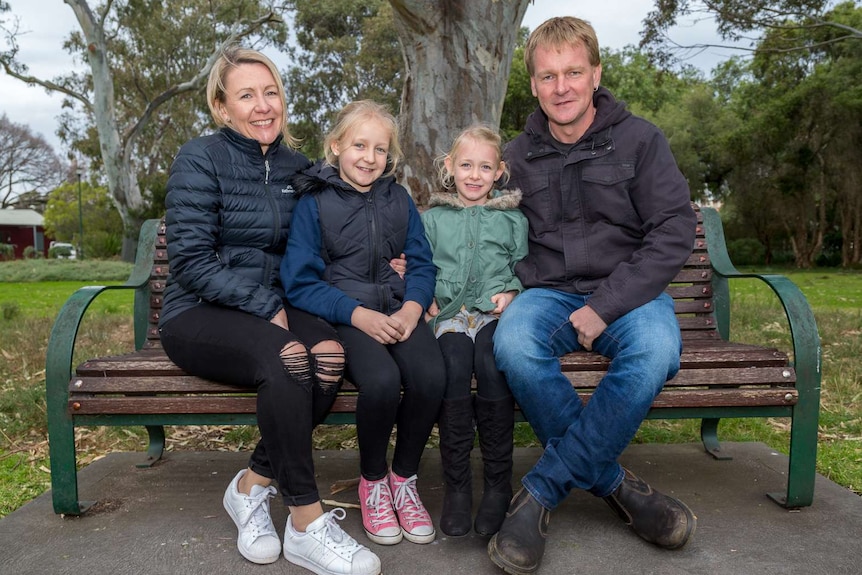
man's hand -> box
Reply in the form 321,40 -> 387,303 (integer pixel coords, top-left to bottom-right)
569,305 -> 607,351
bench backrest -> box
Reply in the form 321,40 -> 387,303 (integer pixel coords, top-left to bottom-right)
142,204 -> 717,348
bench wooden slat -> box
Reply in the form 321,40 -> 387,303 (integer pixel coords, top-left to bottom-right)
564,366 -> 795,388
68,386 -> 795,416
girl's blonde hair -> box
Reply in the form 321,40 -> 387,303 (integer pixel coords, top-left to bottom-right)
323,100 -> 402,177
206,45 -> 300,148
435,124 -> 510,191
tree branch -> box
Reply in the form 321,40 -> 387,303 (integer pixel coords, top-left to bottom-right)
122,10 -> 283,151
0,61 -> 92,112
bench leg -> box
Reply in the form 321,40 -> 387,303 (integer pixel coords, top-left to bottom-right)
46,414 -> 92,515
700,418 -> 733,461
768,401 -> 818,508
137,425 -> 167,468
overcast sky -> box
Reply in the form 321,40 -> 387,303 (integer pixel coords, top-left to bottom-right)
0,0 -> 736,156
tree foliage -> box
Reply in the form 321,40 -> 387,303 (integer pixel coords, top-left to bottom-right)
0,114 -> 65,208
43,179 -> 124,258
285,0 -> 402,158
642,0 -> 861,65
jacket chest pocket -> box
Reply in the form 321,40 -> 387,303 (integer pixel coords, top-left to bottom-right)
580,162 -> 637,224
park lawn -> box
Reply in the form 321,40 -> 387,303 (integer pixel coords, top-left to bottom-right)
733,268 -> 862,310
0,281 -> 134,318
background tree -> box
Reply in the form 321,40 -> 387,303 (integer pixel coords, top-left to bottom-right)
642,0 -> 861,64
499,27 -> 532,142
285,0 -> 402,158
1,0 -> 289,259
43,179 -> 124,259
389,0 -> 531,206
0,114 -> 64,208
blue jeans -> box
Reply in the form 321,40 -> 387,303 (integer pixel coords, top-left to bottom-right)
494,288 -> 682,509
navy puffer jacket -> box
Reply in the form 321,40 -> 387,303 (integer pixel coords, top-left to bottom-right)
159,128 -> 312,327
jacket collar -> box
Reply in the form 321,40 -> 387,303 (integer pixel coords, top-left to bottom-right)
221,127 -> 284,158
428,188 -> 522,210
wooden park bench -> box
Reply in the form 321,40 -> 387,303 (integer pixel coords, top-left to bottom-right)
44,204 -> 821,516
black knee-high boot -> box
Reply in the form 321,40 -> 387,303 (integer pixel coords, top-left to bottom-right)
438,396 -> 476,536
474,394 -> 515,536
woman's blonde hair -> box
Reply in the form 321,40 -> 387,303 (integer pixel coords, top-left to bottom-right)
524,16 -> 601,76
206,45 -> 299,148
435,124 -> 510,191
323,100 -> 402,177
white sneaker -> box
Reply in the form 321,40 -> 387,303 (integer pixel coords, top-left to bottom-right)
222,469 -> 281,564
284,508 -> 382,575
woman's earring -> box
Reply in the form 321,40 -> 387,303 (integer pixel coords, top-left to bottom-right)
593,86 -> 598,92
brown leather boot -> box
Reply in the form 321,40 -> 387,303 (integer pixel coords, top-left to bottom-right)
487,488 -> 549,575
603,468 -> 696,549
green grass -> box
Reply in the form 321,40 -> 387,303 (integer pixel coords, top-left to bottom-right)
0,261 -> 860,518
0,282 -> 134,318
0,258 -> 133,283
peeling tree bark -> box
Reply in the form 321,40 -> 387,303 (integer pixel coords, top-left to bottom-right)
389,0 -> 530,207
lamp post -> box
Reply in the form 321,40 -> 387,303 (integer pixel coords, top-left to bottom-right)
76,169 -> 84,260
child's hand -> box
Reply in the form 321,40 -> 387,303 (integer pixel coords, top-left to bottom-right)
424,299 -> 439,323
391,301 -> 424,342
351,307 -> 404,344
490,291 -> 517,315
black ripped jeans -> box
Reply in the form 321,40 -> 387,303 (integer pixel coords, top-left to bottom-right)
159,302 -> 341,507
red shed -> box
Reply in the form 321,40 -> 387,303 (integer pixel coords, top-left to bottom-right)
0,208 -> 47,259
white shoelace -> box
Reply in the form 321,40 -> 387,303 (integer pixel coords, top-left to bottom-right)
314,508 -> 364,556
364,480 -> 398,528
391,474 -> 428,525
243,486 -> 278,537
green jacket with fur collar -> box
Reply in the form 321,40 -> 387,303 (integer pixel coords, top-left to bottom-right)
421,188 -> 529,330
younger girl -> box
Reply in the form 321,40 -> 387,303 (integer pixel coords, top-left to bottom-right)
282,100 -> 445,547
421,124 -> 528,537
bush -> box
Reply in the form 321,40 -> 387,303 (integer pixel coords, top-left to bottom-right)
84,231 -> 123,259
0,244 -> 13,261
48,244 -> 75,259
22,246 -> 43,260
727,238 -> 765,266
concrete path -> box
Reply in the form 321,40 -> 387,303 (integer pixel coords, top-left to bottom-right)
1,443 -> 860,575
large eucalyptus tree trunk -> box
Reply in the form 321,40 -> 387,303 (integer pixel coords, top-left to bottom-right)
389,0 -> 530,207
66,0 -> 145,260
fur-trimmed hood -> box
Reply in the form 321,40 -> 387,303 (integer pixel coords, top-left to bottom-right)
427,188 -> 522,210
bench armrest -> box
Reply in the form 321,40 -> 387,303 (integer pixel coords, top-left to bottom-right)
700,207 -> 821,399
46,219 -> 161,405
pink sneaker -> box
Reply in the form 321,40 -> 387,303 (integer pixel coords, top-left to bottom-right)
389,472 -> 436,544
358,476 -> 402,545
